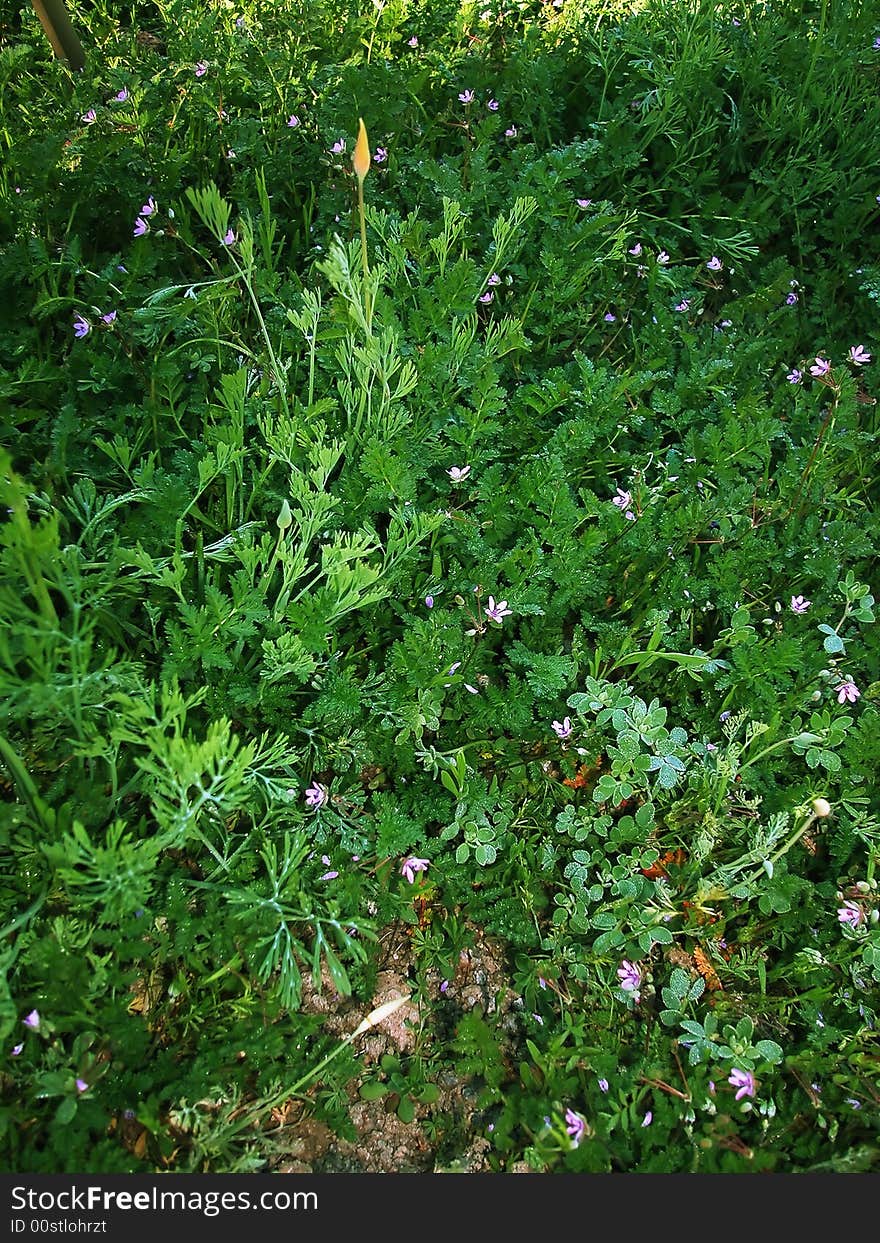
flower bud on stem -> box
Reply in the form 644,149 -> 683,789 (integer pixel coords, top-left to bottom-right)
353,117 -> 372,333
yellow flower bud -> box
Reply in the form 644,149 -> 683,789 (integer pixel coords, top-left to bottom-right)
353,117 -> 371,183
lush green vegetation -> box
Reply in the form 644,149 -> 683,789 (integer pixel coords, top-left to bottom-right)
1,0 -> 878,1174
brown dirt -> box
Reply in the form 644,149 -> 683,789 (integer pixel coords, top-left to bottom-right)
269,922 -> 519,1173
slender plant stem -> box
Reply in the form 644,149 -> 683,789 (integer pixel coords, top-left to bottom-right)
785,390 -> 838,519
227,249 -> 291,420
738,811 -> 821,890
357,179 -> 372,334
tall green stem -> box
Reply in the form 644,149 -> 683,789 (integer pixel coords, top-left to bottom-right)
227,248 -> 291,421
357,179 -> 372,335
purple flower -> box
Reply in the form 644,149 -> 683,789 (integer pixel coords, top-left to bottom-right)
505,125 -> 517,137
408,36 -> 419,47
874,36 -> 880,49
113,88 -> 128,103
487,272 -> 501,287
786,292 -> 798,305
101,311 -> 117,325
330,138 -> 346,154
628,242 -> 642,256
425,595 -> 434,608
479,290 -> 494,304
194,61 -> 208,77
576,197 -> 592,209
836,680 -> 860,704
552,717 -> 572,740
538,977 -> 547,989
838,900 -> 864,927
611,487 -> 633,511
287,114 -> 301,128
565,1108 -> 587,1147
447,465 -> 471,483
810,357 -> 831,377
23,1010 -> 40,1031
73,314 -> 90,339
81,108 -> 97,125
75,1078 -> 88,1093
487,99 -> 499,111
373,147 -> 388,163
133,217 -> 148,237
140,196 -> 157,217
790,595 -> 811,614
304,782 -> 328,809
485,595 -> 512,623
597,1078 -> 609,1093
458,89 -> 475,104
320,869 -> 339,880
849,344 -> 871,365
12,1043 -> 24,1057
728,1068 -> 756,1101
604,312 -> 616,322
786,368 -> 803,384
641,1111 -> 653,1127
401,856 -> 429,883
440,979 -> 449,993
707,256 -> 722,271
617,960 -> 641,997
657,250 -> 670,264
222,228 -> 236,245
675,299 -> 690,312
